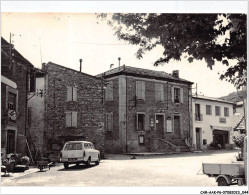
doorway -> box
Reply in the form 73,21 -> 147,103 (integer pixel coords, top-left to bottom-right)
174,115 -> 181,138
196,128 -> 201,150
213,130 -> 229,149
7,130 -> 15,154
156,114 -> 164,137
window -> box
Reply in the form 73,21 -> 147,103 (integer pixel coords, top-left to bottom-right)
66,111 -> 78,127
138,135 -> 145,145
195,104 -> 202,121
105,81 -> 113,101
106,112 -> 113,132
172,87 -> 183,103
206,105 -> 212,115
64,143 -> 82,150
8,92 -> 16,111
215,106 -> 220,116
67,86 -> 77,102
155,83 -> 164,102
136,81 -> 145,100
224,107 -> 229,117
137,113 -> 145,131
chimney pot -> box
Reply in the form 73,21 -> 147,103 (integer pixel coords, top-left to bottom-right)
79,59 -> 82,72
172,70 -> 179,78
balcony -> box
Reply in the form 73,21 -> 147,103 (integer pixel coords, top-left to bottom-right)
195,113 -> 203,121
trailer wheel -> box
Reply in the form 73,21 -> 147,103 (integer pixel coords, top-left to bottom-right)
64,163 -> 69,169
217,177 -> 229,186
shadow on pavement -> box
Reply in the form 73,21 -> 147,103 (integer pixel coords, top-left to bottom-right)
104,149 -> 239,161
57,164 -> 97,171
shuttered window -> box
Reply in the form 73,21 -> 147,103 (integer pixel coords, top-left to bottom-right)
136,81 -> 145,100
224,107 -> 229,117
155,83 -> 164,102
67,86 -> 77,102
215,106 -> 220,116
166,118 -> 172,133
105,81 -> 113,101
65,111 -> 78,127
106,112 -> 113,132
171,87 -> 183,103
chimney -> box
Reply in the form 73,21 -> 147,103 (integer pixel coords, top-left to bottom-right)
110,64 -> 114,69
42,63 -> 46,70
172,70 -> 179,78
118,57 -> 121,69
79,59 -> 82,72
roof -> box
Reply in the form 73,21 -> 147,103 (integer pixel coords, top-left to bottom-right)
1,37 -> 34,68
96,65 -> 193,85
45,62 -> 101,80
192,95 -> 235,105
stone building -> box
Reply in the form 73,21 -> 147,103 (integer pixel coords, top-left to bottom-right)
40,62 -> 105,156
192,95 -> 235,150
97,65 -> 193,153
1,37 -> 36,157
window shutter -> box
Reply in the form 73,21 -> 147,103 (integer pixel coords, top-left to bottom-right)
155,84 -> 159,101
180,88 -> 183,103
136,81 -> 140,99
141,81 -> 145,100
67,86 -> 72,102
171,87 -> 174,102
135,113 -> 137,130
109,81 -> 113,101
160,84 -> 164,101
72,112 -> 78,127
66,112 -> 71,127
73,87 -> 77,101
110,112 -> 113,131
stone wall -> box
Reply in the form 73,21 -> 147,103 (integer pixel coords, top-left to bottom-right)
43,62 -> 105,156
104,74 -> 192,153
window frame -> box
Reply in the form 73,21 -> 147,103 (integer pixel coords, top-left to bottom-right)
136,81 -> 145,100
224,107 -> 229,117
106,112 -> 113,132
138,135 -> 145,145
65,111 -> 78,127
137,112 -> 145,131
215,106 -> 221,116
67,86 -> 77,102
155,83 -> 164,102
206,105 -> 212,115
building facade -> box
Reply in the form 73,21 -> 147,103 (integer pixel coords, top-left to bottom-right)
98,65 -> 193,153
192,95 -> 235,150
1,37 -> 35,157
41,62 -> 105,156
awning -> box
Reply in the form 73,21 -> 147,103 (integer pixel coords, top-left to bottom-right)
1,75 -> 17,89
210,125 -> 233,131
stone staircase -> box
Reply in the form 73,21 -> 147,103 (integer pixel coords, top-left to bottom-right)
168,138 -> 191,152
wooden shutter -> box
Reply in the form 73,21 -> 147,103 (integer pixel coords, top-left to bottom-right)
171,87 -> 174,102
109,112 -> 113,131
141,81 -> 145,100
180,88 -> 183,103
72,112 -> 78,127
67,86 -> 72,102
73,87 -> 77,101
160,84 -> 164,101
109,81 -> 113,101
136,81 -> 140,99
66,112 -> 71,127
155,84 -> 159,101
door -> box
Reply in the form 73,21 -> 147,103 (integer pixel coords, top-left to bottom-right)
156,114 -> 164,138
196,128 -> 201,150
7,130 -> 15,154
174,115 -> 181,138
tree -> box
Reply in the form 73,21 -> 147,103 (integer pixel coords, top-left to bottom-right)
97,13 -> 247,89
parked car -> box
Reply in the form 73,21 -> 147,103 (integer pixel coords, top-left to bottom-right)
60,141 -> 100,169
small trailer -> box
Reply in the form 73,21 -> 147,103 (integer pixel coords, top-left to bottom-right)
37,160 -> 53,171
202,162 -> 245,186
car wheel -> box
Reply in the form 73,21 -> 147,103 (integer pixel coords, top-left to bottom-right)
86,157 -> 91,167
64,163 -> 69,169
76,163 -> 80,167
217,177 -> 229,186
95,156 -> 100,165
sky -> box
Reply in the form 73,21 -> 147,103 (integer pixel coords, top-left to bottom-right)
1,1 -> 247,98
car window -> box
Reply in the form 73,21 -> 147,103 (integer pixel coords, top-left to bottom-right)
84,143 -> 89,149
64,143 -> 82,150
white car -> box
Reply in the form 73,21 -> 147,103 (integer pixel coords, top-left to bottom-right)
60,141 -> 100,169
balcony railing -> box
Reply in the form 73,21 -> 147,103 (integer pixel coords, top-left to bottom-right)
195,113 -> 203,121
